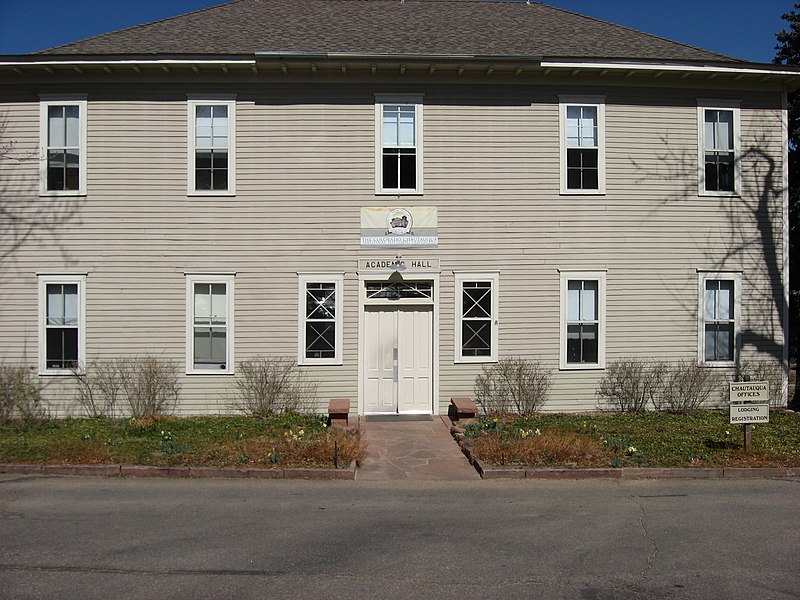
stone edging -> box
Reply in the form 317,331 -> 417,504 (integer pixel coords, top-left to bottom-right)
451,427 -> 800,480
0,462 -> 356,480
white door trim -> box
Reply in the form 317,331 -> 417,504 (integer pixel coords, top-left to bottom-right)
357,267 -> 440,416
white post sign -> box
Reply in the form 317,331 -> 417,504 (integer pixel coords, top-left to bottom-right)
728,381 -> 770,453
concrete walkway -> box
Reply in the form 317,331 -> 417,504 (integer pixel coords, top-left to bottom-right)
356,415 -> 479,480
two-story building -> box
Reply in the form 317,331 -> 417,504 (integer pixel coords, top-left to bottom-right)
0,0 -> 795,415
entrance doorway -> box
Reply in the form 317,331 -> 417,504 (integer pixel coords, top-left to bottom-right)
363,304 -> 433,414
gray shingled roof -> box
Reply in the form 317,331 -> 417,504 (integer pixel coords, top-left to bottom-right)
39,0 -> 738,63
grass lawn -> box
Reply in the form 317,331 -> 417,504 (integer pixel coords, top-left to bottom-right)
460,410 -> 800,469
0,413 -> 364,469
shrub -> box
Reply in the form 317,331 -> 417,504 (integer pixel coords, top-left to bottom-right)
0,364 -> 46,423
735,359 -> 785,407
71,355 -> 180,419
655,360 -> 721,412
474,357 -> 550,416
231,356 -> 317,415
597,359 -> 665,412
124,355 -> 180,418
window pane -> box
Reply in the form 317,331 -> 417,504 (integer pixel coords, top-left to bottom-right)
63,284 -> 78,325
196,169 -> 212,191
705,323 -> 733,362
194,283 -> 210,321
65,106 -> 80,148
382,152 -> 399,189
462,321 -> 491,356
306,283 -> 336,319
48,106 -> 65,147
46,327 -> 78,369
210,284 -> 227,325
398,106 -> 415,147
383,106 -> 399,146
46,284 -> 64,325
704,282 -> 717,321
716,280 -> 733,320
567,281 -> 581,321
306,322 -> 336,358
463,282 -> 491,319
567,323 -> 598,364
194,328 -> 226,367
399,151 -> 416,189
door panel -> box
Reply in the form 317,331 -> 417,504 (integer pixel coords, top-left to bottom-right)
364,309 -> 396,413
397,307 -> 432,413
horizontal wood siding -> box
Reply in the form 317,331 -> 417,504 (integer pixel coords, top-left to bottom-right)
0,78 -> 786,415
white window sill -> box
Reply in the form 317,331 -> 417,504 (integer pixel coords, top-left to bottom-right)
559,363 -> 605,371
698,191 -> 740,198
39,369 -> 80,376
376,190 -> 424,196
39,191 -> 86,198
700,361 -> 736,368
455,357 -> 497,365
186,369 -> 235,376
298,360 -> 343,367
559,190 -> 605,196
187,191 -> 236,197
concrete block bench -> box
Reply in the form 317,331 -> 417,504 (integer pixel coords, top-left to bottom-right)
449,396 -> 478,421
328,398 -> 350,428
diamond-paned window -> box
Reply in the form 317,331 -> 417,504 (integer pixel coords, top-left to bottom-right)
305,282 -> 337,359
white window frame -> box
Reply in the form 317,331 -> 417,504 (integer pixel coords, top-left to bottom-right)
187,97 -> 236,196
559,270 -> 607,370
697,100 -> 741,197
37,274 -> 87,375
298,273 -> 344,366
454,272 -> 499,364
39,95 -> 88,197
375,94 -> 424,195
697,271 -> 741,367
185,273 -> 235,375
559,96 -> 606,195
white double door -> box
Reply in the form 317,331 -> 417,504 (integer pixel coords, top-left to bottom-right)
364,306 -> 433,414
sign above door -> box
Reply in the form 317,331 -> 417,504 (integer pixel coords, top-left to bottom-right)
361,206 -> 438,247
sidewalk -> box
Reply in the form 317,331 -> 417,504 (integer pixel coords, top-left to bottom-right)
356,416 -> 479,481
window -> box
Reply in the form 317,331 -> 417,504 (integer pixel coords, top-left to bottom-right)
298,274 -> 343,365
39,97 -> 87,196
698,101 -> 740,195
38,274 -> 86,374
375,95 -> 423,194
560,97 -> 605,194
186,274 -> 234,374
455,273 -> 499,363
698,272 -> 740,365
560,270 -> 606,369
188,98 -> 236,195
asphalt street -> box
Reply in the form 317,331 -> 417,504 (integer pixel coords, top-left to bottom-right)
0,475 -> 798,599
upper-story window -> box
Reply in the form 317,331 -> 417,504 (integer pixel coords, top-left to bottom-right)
559,97 -> 605,195
375,95 -> 423,194
188,98 -> 236,195
39,96 -> 87,196
698,101 -> 740,195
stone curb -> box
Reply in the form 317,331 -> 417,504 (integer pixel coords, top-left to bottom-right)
450,427 -> 800,481
0,462 -> 356,481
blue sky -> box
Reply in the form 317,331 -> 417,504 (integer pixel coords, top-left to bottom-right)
0,0 -> 793,63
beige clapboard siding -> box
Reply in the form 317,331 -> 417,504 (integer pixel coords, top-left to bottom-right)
0,79 -> 786,414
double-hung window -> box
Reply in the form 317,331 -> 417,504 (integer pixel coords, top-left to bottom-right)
39,96 -> 87,196
698,271 -> 740,365
455,273 -> 498,363
188,98 -> 236,195
698,101 -> 740,195
560,270 -> 606,369
560,97 -> 605,194
298,274 -> 343,365
38,274 -> 86,374
186,274 -> 234,374
375,95 -> 423,194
